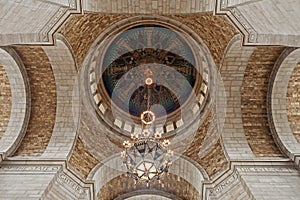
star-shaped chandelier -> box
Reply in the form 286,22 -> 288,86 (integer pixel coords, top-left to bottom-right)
121,77 -> 173,184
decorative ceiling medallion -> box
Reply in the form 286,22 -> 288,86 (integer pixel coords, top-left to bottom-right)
141,110 -> 155,125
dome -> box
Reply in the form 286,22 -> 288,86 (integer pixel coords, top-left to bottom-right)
101,25 -> 198,118
88,20 -> 210,138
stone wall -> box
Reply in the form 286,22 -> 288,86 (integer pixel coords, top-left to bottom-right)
0,65 -> 11,140
59,13 -> 238,71
241,46 -> 284,157
237,165 -> 300,199
68,137 -> 99,178
59,13 -> 129,69
170,14 -> 238,69
287,63 -> 300,143
0,163 -> 57,199
184,110 -> 228,177
13,46 -> 56,156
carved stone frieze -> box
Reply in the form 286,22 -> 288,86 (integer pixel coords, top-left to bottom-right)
56,172 -> 87,195
230,8 -> 257,43
0,164 -> 61,173
204,162 -> 299,199
208,172 -> 239,197
236,166 -> 299,174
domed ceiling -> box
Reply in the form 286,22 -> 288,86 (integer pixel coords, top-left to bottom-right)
101,25 -> 198,118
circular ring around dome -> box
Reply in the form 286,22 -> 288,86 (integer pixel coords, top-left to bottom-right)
85,16 -> 213,144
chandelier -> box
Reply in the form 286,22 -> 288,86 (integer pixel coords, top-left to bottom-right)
121,77 -> 173,184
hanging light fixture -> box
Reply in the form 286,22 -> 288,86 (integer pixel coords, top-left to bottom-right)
121,77 -> 173,184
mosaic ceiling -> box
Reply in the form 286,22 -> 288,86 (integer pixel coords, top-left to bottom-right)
101,25 -> 198,117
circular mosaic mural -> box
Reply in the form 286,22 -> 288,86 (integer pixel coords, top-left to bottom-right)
101,25 -> 198,118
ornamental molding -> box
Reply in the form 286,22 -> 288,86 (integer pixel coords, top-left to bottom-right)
38,0 -> 82,45
41,165 -> 94,199
215,0 -> 258,45
68,0 -> 77,8
236,166 -> 299,174
230,8 -> 257,43
220,0 -> 228,9
0,164 -> 60,172
296,155 -> 300,168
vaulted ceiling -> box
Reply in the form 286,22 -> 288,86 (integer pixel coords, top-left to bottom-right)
0,1 -> 300,199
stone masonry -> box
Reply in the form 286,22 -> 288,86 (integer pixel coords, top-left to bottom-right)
97,173 -> 200,200
69,137 -> 99,178
0,65 -> 11,140
184,109 -> 228,177
287,63 -> 300,143
170,14 -> 238,69
59,13 -> 130,69
241,46 -> 285,157
13,46 -> 57,156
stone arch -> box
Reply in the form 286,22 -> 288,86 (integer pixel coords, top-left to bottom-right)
220,35 -> 255,160
268,47 -> 300,165
87,154 -> 207,199
0,47 -> 30,160
40,37 -> 79,159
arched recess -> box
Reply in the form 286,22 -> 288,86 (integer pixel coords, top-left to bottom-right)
87,154 -> 208,198
220,35 -> 255,160
40,36 -> 79,159
268,47 -> 300,166
0,47 -> 30,160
